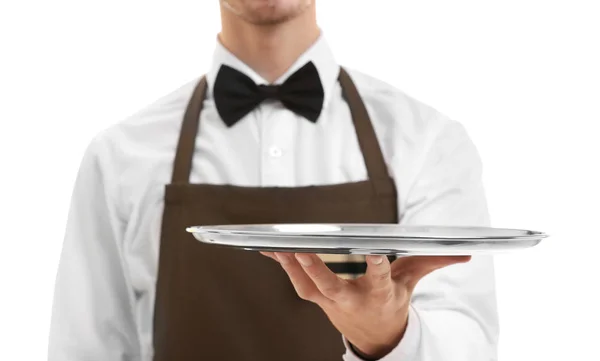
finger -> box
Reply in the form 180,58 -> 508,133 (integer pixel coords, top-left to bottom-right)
295,253 -> 349,301
392,255 -> 471,290
260,251 -> 279,262
364,255 -> 392,291
275,252 -> 329,304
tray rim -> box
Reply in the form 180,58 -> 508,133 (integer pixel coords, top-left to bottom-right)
186,224 -> 549,241
186,232 -> 545,255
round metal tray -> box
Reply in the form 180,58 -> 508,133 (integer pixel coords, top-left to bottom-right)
186,224 -> 548,255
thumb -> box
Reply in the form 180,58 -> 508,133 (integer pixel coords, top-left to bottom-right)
364,255 -> 392,290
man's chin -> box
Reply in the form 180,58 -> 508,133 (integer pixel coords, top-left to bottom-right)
223,0 -> 311,26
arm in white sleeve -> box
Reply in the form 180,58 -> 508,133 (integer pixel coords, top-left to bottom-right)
48,135 -> 141,361
344,120 -> 499,361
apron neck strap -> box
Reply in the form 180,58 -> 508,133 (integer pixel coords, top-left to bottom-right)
171,68 -> 390,184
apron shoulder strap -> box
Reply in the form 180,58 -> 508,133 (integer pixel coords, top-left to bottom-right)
171,76 -> 207,184
339,68 -> 390,181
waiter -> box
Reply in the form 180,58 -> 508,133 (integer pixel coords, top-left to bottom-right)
48,1 -> 499,360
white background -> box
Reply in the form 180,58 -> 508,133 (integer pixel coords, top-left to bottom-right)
1,0 -> 599,360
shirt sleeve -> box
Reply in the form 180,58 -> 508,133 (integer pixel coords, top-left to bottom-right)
343,120 -> 499,361
48,135 -> 141,361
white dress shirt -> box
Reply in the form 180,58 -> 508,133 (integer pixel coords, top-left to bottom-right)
48,34 -> 499,361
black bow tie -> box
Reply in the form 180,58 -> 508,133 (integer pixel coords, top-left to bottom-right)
213,61 -> 325,127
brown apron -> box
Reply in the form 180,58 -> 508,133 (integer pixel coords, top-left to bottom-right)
153,68 -> 398,361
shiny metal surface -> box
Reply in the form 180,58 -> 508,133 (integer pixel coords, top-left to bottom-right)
186,224 -> 548,255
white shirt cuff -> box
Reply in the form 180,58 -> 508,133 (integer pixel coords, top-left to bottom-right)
342,305 -> 421,361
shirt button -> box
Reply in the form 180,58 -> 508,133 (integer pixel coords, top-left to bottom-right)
268,146 -> 283,158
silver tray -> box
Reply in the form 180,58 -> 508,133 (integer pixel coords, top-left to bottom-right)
186,224 -> 548,255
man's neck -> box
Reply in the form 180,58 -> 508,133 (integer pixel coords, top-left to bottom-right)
218,7 -> 320,83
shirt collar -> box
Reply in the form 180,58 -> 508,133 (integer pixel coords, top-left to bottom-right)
205,32 -> 340,109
